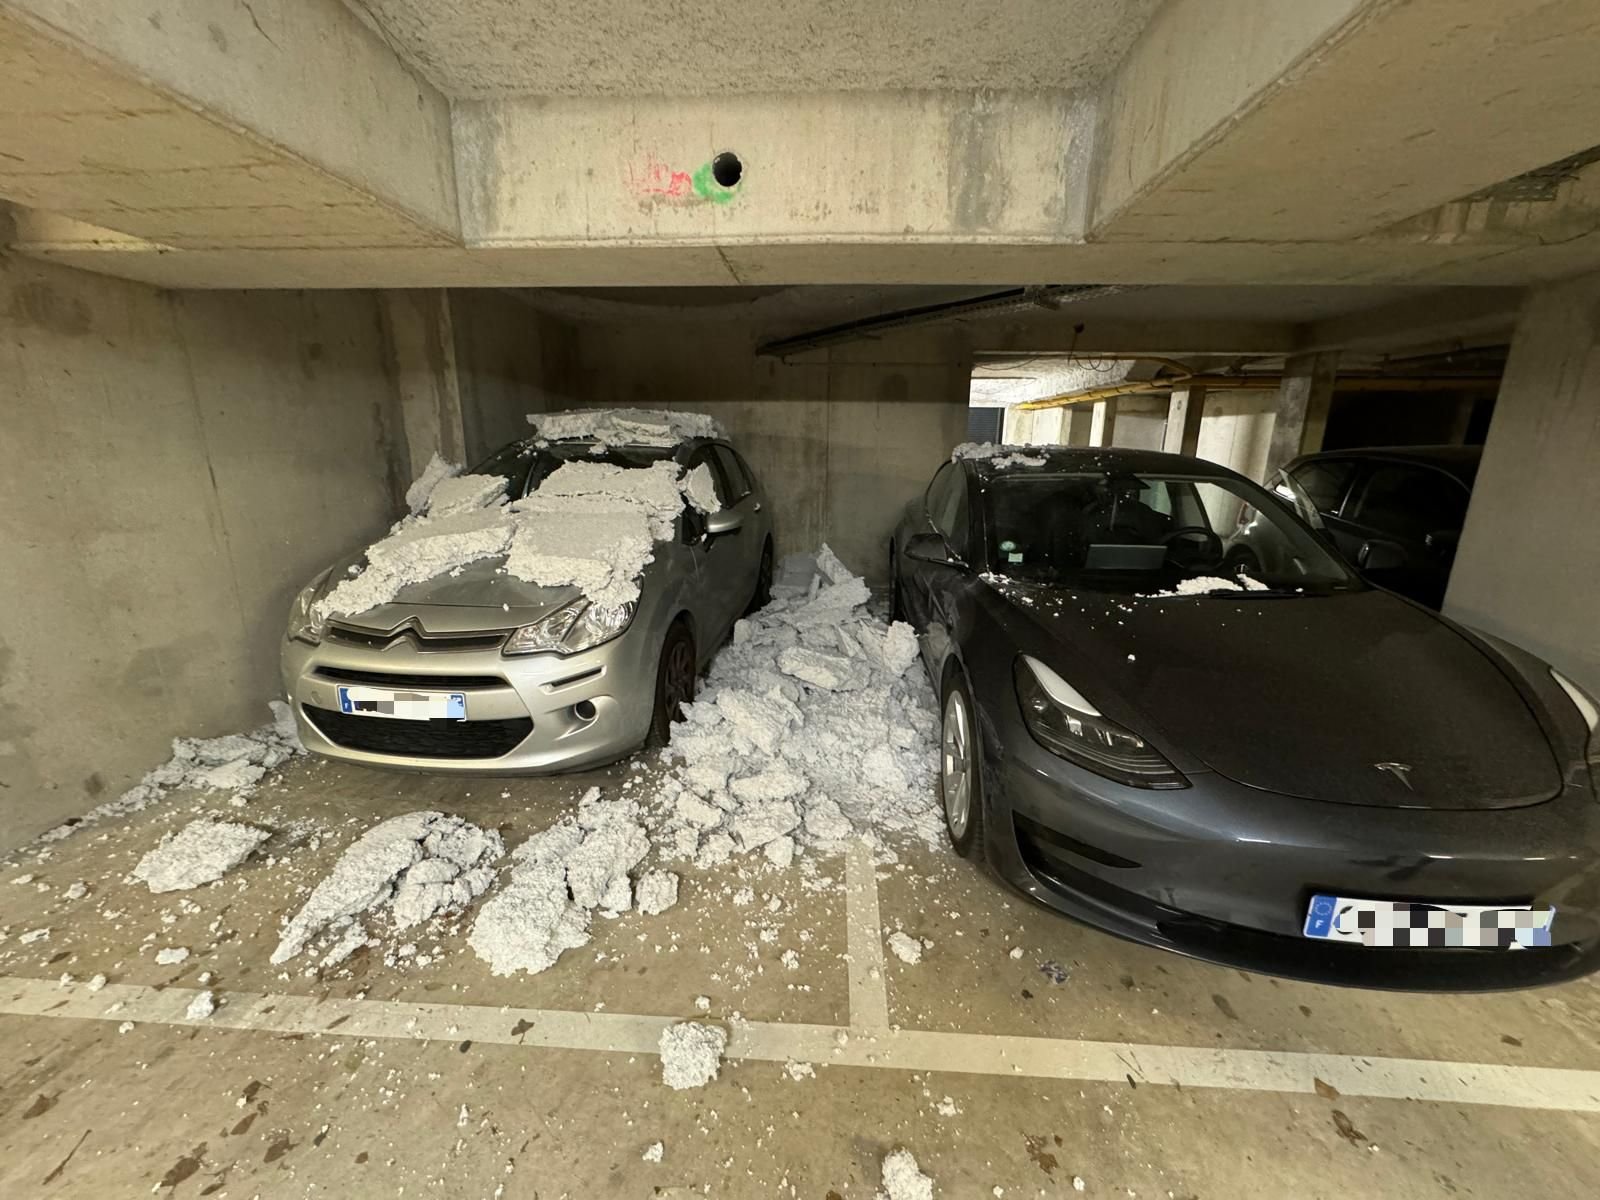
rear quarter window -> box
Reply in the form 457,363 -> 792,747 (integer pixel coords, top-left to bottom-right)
1288,459 -> 1358,514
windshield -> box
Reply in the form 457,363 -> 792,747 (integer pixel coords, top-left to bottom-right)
983,471 -> 1357,595
469,439 -> 676,499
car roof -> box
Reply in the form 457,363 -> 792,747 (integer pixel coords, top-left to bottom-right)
962,446 -> 1244,481
1293,444 -> 1481,484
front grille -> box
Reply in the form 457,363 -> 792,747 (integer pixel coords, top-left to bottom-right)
326,623 -> 506,652
302,704 -> 531,759
315,667 -> 507,691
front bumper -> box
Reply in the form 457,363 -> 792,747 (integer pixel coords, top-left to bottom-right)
979,709 -> 1600,991
280,615 -> 658,774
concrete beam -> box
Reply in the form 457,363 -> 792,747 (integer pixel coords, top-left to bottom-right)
1092,0 -> 1600,243
1296,288 -> 1524,355
18,219 -> 1600,291
0,0 -> 458,246
454,89 -> 1093,252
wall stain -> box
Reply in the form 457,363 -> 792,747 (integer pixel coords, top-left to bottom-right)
6,281 -> 92,337
948,92 -> 1013,232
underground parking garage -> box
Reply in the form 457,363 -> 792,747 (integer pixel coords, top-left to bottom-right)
3,1 -> 1600,1196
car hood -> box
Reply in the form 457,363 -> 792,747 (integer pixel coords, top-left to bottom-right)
322,551 -> 581,630
989,580 -> 1561,810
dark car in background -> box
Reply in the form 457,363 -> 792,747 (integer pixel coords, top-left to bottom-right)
1228,445 -> 1480,609
890,446 -> 1600,991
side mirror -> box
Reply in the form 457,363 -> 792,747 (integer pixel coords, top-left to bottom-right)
905,531 -> 967,569
705,509 -> 745,539
1358,540 -> 1407,572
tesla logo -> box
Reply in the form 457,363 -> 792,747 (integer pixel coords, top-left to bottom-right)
1374,762 -> 1415,790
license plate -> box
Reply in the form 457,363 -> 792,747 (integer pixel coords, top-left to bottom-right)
1304,893 -> 1554,949
337,685 -> 466,721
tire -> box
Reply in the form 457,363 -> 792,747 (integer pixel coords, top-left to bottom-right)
745,540 -> 774,615
646,619 -> 696,748
939,670 -> 986,859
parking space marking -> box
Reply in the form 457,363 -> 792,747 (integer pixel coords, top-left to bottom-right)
7,973 -> 1600,1113
843,839 -> 890,1030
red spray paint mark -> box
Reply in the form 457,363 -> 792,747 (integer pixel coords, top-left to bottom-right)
629,151 -> 696,200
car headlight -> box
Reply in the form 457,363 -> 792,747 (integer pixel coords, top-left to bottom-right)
287,573 -> 331,645
504,599 -> 636,656
1014,655 -> 1187,789
1551,668 -> 1600,773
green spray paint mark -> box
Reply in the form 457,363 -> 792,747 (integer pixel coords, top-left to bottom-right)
692,162 -> 738,205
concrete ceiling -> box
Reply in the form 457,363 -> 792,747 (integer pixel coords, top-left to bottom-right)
342,0 -> 1161,98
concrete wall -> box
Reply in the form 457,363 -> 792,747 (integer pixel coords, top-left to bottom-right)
0,262 -> 577,850
1446,274 -> 1600,694
572,322 -> 970,581
0,252 -> 403,849
450,291 -> 579,464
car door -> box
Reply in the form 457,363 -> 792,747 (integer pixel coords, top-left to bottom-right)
904,461 -> 973,672
683,445 -> 744,648
710,442 -> 763,591
1338,462 -> 1470,607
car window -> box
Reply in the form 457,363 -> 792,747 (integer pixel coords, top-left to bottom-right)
986,472 -> 1356,594
470,438 -> 675,499
711,445 -> 751,501
729,448 -> 759,494
926,462 -> 970,556
1350,465 -> 1469,542
1288,458 -> 1358,514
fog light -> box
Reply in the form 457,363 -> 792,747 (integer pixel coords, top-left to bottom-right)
572,700 -> 597,723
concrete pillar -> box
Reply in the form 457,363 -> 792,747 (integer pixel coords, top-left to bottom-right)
1002,405 -> 1034,444
1030,408 -> 1066,445
1445,274 -> 1600,694
1267,352 -> 1338,474
379,290 -> 466,483
1089,399 -> 1119,447
1063,406 -> 1095,446
1162,384 -> 1207,456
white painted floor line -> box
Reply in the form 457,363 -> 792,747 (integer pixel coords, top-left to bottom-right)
7,974 -> 1600,1113
843,839 -> 890,1031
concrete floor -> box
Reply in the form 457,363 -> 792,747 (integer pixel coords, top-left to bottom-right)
3,755 -> 1600,1198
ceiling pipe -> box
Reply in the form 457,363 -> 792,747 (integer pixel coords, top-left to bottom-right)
756,283 -> 1146,358
1018,373 -> 1503,410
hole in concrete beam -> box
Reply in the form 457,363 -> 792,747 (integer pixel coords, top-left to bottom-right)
711,152 -> 743,189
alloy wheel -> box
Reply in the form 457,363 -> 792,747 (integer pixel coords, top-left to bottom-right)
942,689 -> 971,840
664,636 -> 695,720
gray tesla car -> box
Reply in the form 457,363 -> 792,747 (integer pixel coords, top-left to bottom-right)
891,445 -> 1600,990
281,428 -> 772,773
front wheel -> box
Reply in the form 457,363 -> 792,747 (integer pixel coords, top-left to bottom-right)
940,673 -> 986,859
745,540 -> 773,615
646,620 -> 696,747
